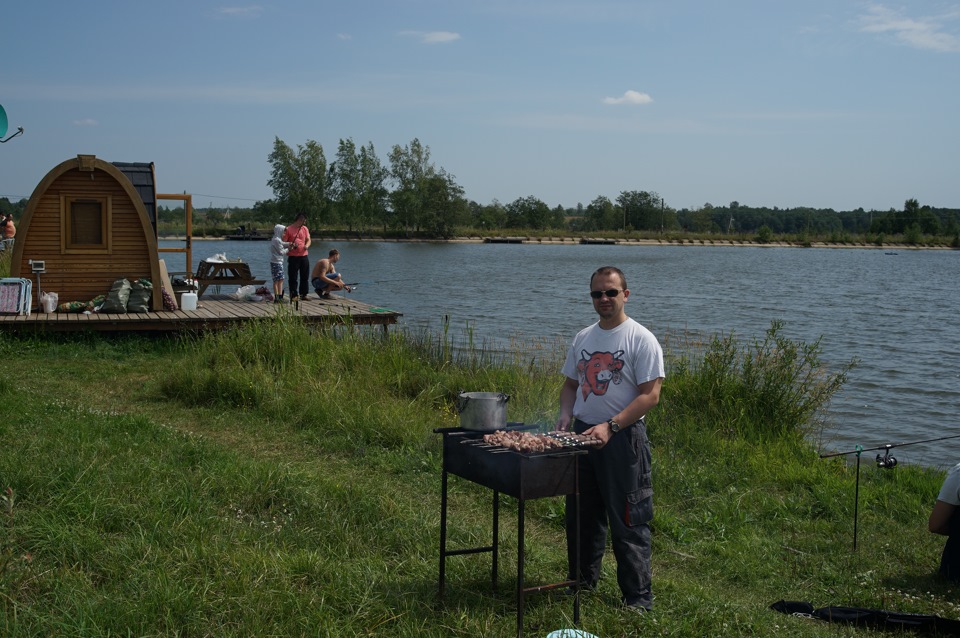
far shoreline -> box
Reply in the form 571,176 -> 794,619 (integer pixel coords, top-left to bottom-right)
159,235 -> 958,251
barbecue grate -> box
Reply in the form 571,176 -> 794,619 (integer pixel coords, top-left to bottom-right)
461,430 -> 602,456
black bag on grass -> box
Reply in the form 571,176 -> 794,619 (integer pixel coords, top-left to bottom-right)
771,600 -> 960,635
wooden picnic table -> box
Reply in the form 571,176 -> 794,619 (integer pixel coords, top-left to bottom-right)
195,260 -> 265,297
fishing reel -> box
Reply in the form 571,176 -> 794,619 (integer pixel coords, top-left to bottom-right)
875,449 -> 898,469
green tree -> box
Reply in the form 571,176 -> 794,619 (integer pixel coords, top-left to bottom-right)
329,138 -> 361,229
157,205 -> 184,224
267,137 -> 329,224
585,196 -> 618,231
505,196 -> 550,230
204,209 -> 225,225
917,205 -> 941,235
357,142 -> 390,232
419,170 -> 468,238
617,190 -> 662,231
692,204 -> 715,233
549,205 -> 566,229
388,138 -> 434,232
252,199 -> 281,225
904,223 -> 922,245
471,200 -> 507,230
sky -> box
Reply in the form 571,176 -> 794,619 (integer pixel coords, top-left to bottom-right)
1,1 -> 958,213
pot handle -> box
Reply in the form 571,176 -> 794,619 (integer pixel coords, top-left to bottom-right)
456,390 -> 467,414
500,392 -> 510,403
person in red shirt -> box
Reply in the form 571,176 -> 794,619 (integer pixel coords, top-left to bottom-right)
281,213 -> 311,301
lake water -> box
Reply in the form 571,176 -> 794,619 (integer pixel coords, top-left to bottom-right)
163,238 -> 960,469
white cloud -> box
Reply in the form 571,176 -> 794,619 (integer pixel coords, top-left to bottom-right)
216,6 -> 263,19
337,33 -> 352,41
602,90 -> 653,106
399,30 -> 461,44
73,119 -> 98,126
859,4 -> 960,52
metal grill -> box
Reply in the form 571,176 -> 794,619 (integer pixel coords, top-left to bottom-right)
435,425 -> 587,637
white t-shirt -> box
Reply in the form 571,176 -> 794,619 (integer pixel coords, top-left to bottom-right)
562,317 -> 665,425
938,463 -> 960,506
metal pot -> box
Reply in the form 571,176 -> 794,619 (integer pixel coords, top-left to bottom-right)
456,391 -> 510,431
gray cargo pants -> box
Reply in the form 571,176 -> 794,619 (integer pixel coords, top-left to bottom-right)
566,418 -> 653,609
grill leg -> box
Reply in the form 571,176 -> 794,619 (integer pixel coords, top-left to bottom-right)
439,469 -> 448,599
517,498 -> 525,638
492,490 -> 499,591
574,458 -> 581,625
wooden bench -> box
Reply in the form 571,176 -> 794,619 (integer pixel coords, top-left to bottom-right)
194,260 -> 265,297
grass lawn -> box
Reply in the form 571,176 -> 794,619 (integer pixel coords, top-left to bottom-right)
1,318 -> 957,637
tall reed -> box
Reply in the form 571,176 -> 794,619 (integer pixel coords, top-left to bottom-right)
657,320 -> 856,442
159,313 -> 566,453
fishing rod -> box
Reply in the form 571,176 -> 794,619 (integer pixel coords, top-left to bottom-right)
340,278 -> 408,292
342,278 -> 406,286
820,433 -> 960,468
820,433 -> 960,551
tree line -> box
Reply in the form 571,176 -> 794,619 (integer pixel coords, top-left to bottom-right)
202,136 -> 960,242
7,134 -> 956,242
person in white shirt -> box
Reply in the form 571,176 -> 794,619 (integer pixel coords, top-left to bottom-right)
929,463 -> 960,581
556,266 -> 665,611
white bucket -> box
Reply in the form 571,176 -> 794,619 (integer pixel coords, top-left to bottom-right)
180,292 -> 198,311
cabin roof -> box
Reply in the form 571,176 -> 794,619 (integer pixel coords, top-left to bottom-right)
113,162 -> 156,229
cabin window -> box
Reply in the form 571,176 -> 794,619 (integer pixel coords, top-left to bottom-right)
61,195 -> 112,253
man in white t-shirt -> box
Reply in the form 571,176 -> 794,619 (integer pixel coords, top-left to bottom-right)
929,462 -> 960,581
556,266 -> 665,611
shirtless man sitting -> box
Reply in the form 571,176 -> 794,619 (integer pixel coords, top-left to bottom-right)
310,249 -> 351,299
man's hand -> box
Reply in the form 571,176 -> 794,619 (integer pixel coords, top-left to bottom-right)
582,422 -> 613,447
555,415 -> 572,432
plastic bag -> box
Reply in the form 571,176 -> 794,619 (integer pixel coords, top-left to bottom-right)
40,292 -> 58,313
232,284 -> 258,301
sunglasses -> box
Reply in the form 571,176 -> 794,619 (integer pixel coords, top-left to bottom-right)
590,288 -> 622,299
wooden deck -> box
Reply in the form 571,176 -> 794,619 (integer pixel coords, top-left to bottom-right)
0,294 -> 402,334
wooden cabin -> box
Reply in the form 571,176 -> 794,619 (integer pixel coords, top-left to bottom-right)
11,155 -> 164,310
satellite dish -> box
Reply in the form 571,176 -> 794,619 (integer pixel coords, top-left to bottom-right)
0,104 -> 23,143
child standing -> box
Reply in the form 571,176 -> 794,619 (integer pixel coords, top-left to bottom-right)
270,224 -> 291,302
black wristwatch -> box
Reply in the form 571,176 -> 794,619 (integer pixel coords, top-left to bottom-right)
607,418 -> 621,433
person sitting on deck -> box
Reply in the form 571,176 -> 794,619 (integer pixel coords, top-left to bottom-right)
310,249 -> 351,299
929,462 -> 960,581
1,213 -> 14,251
